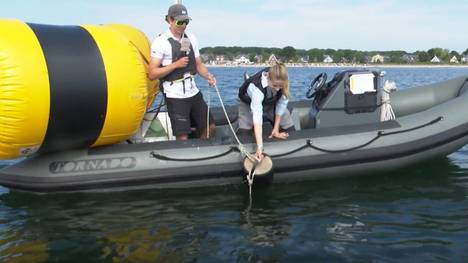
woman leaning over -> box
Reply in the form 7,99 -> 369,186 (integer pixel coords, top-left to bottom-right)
237,62 -> 295,161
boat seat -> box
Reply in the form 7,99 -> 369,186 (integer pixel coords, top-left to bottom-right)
458,79 -> 468,96
290,107 -> 316,130
290,108 -> 302,131
287,100 -> 317,130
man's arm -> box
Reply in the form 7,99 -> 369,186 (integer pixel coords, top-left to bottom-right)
148,56 -> 188,80
195,57 -> 216,86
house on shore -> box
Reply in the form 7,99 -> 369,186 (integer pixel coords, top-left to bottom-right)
402,54 -> 417,63
268,54 -> 278,64
254,55 -> 263,63
430,56 -> 441,63
371,54 -> 384,63
233,55 -> 251,65
215,55 -> 227,64
450,56 -> 459,64
323,55 -> 333,63
461,55 -> 468,63
299,56 -> 309,63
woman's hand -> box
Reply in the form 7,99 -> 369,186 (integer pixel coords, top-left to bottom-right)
255,146 -> 264,161
269,130 -> 289,140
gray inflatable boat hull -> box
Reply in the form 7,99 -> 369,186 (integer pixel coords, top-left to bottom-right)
1,75 -> 468,192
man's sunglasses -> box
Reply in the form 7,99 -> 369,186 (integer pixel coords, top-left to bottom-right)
175,20 -> 190,26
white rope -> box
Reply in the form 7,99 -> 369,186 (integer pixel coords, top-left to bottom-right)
212,84 -> 260,206
246,167 -> 256,207
207,86 -> 211,139
380,80 -> 397,121
212,84 -> 257,163
164,111 -> 171,140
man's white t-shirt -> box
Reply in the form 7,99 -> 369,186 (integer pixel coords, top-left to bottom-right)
151,30 -> 200,99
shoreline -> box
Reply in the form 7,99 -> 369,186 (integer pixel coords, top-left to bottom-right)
207,63 -> 468,68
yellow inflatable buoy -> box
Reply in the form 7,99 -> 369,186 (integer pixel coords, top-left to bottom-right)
0,19 -> 159,159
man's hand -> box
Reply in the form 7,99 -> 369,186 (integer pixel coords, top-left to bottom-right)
175,57 -> 189,68
207,73 -> 216,86
269,130 -> 289,140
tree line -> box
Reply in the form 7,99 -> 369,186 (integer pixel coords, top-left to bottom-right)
200,46 -> 468,64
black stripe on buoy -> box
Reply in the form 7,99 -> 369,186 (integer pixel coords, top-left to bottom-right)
28,23 -> 107,153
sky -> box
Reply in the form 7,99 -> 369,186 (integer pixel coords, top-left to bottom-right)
1,0 -> 467,53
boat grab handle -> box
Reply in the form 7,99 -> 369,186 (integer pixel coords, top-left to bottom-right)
271,116 -> 443,156
148,117 -> 442,161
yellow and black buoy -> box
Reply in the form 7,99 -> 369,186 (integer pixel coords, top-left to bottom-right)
0,20 -> 158,159
243,155 -> 274,188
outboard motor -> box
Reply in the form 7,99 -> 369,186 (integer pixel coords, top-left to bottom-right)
307,70 -> 384,128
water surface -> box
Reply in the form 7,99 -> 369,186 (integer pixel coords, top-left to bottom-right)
1,67 -> 468,262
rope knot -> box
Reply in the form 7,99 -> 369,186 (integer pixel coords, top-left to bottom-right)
380,80 -> 397,121
383,80 -> 397,94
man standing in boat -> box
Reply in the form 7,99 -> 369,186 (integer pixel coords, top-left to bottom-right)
148,4 -> 216,140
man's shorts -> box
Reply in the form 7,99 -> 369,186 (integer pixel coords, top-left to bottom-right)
165,92 -> 214,136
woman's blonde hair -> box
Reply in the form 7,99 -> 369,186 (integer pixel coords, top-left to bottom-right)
268,62 -> 289,98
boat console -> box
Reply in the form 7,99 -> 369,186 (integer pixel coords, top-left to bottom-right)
306,70 -> 384,128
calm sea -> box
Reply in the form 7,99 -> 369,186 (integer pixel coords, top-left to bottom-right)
1,67 -> 468,262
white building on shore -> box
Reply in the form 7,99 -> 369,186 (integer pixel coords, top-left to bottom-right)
323,55 -> 333,63
268,54 -> 278,64
450,56 -> 459,63
431,55 -> 441,63
371,54 -> 385,63
461,55 -> 468,63
233,55 -> 251,65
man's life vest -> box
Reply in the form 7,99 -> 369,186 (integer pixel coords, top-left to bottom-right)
162,33 -> 197,82
238,68 -> 282,106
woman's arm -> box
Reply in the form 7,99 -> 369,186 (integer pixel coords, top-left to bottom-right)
253,123 -> 264,160
269,95 -> 289,139
248,85 -> 265,160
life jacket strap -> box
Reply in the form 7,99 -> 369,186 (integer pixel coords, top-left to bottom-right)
166,74 -> 194,94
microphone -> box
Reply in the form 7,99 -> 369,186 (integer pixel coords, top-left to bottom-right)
180,37 -> 191,57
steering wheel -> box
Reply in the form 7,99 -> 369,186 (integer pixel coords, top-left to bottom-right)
306,72 -> 327,98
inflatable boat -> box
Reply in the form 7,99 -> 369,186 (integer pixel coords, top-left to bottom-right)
1,70 -> 468,192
